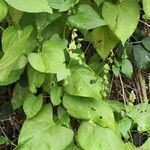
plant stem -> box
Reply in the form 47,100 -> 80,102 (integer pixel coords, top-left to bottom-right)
0,127 -> 17,147
119,75 -> 127,107
138,71 -> 148,103
139,20 -> 150,28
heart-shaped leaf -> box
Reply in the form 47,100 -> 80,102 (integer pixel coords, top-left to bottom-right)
92,26 -> 118,60
28,34 -> 70,81
102,0 -> 140,44
77,121 -> 125,150
18,104 -> 74,150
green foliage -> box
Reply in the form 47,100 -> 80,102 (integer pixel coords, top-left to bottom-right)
133,45 -> 150,70
68,4 -> 106,30
64,63 -> 103,100
5,0 -> 53,13
102,0 -> 140,44
17,104 -> 73,150
142,37 -> 150,51
0,0 -> 150,149
23,93 -> 43,119
50,86 -> 62,106
27,65 -> 45,93
48,0 -> 77,12
0,26 -> 32,81
0,136 -> 8,145
121,59 -> 133,78
92,26 -> 118,60
143,0 -> 150,19
0,0 -> 8,22
127,103 -> 150,132
11,83 -> 30,110
63,95 -> 115,129
118,117 -> 132,139
28,34 -> 70,81
94,0 -> 105,6
112,58 -> 133,78
77,121 -> 124,150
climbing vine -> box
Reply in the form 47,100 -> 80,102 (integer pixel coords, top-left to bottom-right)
0,0 -> 150,149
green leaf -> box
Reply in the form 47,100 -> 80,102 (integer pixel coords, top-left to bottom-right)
64,64 -> 103,100
0,25 -> 32,81
11,83 -> 30,110
108,100 -> 125,113
27,65 -> 45,93
63,95 -> 115,129
50,86 -> 62,106
5,0 -> 52,13
23,93 -> 43,119
121,59 -> 133,78
92,26 -> 118,60
0,0 -> 8,22
0,55 -> 28,85
142,37 -> 150,52
13,55 -> 27,70
133,45 -> 150,70
17,104 -> 74,150
0,68 -> 24,86
68,4 -> 106,30
0,52 -> 28,85
28,34 -> 70,80
57,106 -> 70,127
77,121 -> 125,150
118,117 -> 132,138
49,0 -> 77,12
143,0 -> 150,19
0,136 -> 8,145
112,65 -> 120,77
102,0 -> 140,44
127,103 -> 150,132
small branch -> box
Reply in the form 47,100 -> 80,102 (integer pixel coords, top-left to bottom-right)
135,77 -> 143,103
0,26 -> 4,31
129,41 -> 142,44
119,75 -> 128,106
0,127 -> 17,147
139,20 -> 150,28
138,71 -> 148,103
